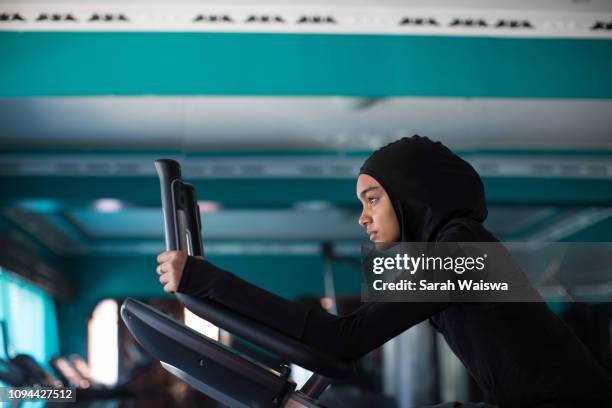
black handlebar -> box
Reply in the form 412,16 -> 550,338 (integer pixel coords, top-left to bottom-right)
154,159 -> 182,251
154,159 -> 203,257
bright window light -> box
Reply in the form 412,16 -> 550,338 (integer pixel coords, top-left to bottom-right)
197,200 -> 221,213
184,308 -> 219,340
88,299 -> 118,386
93,198 -> 123,213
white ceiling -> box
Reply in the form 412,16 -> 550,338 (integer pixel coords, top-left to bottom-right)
2,1 -> 612,13
1,96 -> 611,151
2,1 -> 611,37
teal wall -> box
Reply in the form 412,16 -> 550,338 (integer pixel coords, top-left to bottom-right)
1,32 -> 611,97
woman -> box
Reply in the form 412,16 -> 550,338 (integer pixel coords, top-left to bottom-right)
156,136 -> 612,407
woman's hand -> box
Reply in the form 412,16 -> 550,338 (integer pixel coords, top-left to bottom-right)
156,251 -> 190,293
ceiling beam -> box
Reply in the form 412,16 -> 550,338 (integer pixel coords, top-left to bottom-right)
2,32 -> 612,97
3,175 -> 612,207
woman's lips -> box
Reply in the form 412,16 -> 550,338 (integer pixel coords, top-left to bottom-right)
369,232 -> 377,241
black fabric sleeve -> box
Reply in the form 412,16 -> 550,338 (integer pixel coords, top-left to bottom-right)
178,256 -> 313,340
300,301 -> 449,360
303,219 -> 487,359
177,255 -> 449,361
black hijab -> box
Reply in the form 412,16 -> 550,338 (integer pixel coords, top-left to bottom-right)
360,135 -> 488,242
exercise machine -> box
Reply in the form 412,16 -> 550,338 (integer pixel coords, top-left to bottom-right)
0,320 -> 62,388
121,159 -> 355,407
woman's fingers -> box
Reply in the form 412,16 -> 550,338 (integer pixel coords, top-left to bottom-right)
156,251 -> 187,293
159,272 -> 179,292
157,250 -> 181,263
163,282 -> 176,293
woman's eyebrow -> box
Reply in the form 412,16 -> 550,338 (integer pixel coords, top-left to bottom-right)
359,186 -> 381,198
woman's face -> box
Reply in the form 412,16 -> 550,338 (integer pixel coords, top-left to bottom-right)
356,174 -> 400,242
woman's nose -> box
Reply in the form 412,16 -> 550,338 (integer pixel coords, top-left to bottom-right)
358,210 -> 370,227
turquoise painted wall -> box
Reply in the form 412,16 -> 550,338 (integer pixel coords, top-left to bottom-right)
1,32 -> 611,97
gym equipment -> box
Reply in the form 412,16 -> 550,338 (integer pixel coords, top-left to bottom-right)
0,357 -> 28,387
50,356 -> 91,389
0,323 -> 142,401
0,320 -> 62,388
49,354 -> 155,401
121,159 -> 355,407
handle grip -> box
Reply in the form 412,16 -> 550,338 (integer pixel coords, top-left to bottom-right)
183,184 -> 203,257
155,159 -> 182,251
155,159 -> 203,257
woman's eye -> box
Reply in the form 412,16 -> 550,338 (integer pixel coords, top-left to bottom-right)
367,197 -> 378,205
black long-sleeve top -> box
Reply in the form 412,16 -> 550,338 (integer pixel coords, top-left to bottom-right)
177,219 -> 612,407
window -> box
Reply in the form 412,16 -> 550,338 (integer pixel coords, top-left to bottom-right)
0,268 -> 59,364
88,299 -> 119,386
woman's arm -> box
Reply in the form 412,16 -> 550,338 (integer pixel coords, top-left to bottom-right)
178,256 -> 448,361
178,256 -> 312,341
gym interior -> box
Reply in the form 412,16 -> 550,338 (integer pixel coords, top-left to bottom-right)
1,1 -> 611,407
